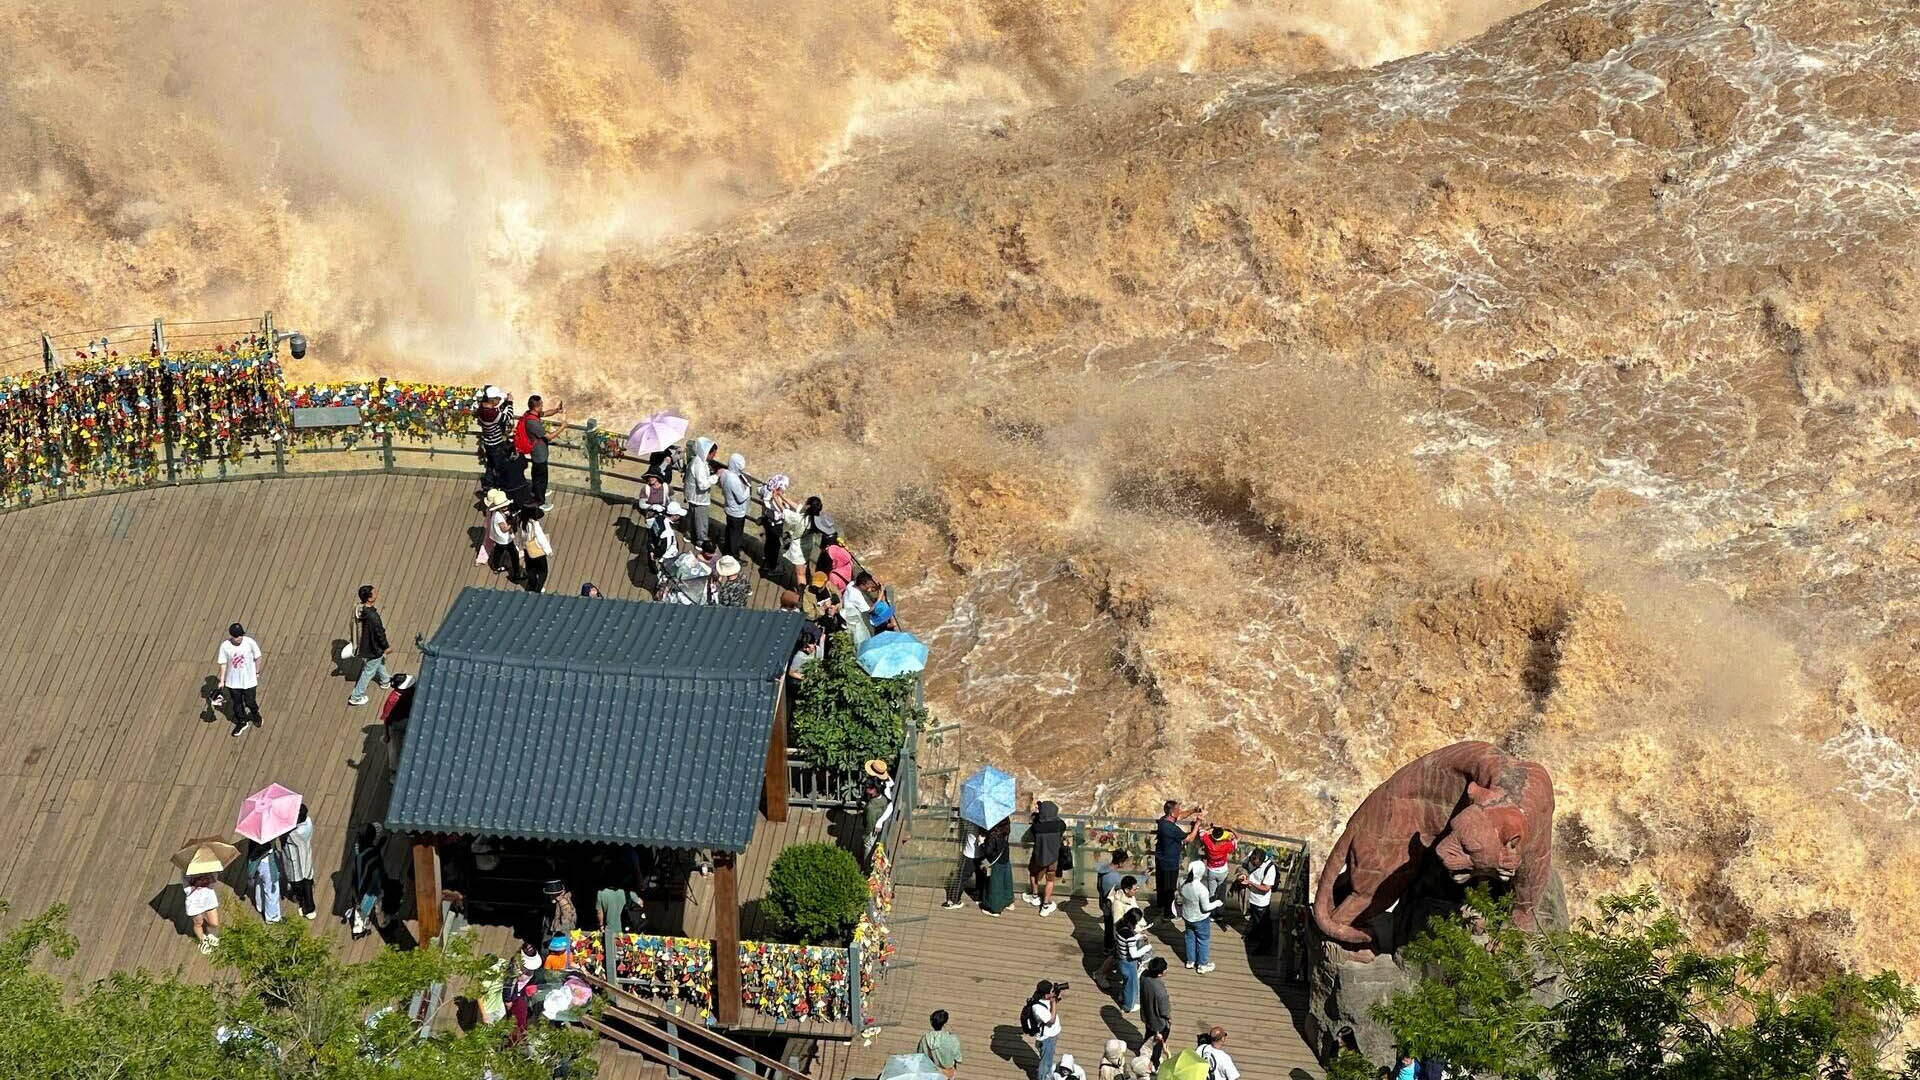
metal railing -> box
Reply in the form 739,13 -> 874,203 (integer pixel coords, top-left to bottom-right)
0,315 -> 274,376
896,806 -> 1314,981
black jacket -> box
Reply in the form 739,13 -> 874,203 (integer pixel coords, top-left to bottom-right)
356,606 -> 390,659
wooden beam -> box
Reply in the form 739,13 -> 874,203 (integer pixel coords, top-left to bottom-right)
764,680 -> 790,823
411,839 -> 442,942
713,853 -> 741,1026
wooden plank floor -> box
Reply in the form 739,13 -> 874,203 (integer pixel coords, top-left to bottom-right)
823,887 -> 1322,1080
0,472 -> 772,985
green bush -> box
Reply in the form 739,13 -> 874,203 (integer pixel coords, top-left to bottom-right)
791,631 -> 922,784
1372,887 -> 1920,1080
766,843 -> 869,946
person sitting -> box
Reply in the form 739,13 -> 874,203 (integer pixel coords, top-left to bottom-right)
636,471 -> 669,513
869,600 -> 900,635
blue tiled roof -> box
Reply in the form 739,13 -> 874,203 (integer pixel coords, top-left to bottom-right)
386,588 -> 804,851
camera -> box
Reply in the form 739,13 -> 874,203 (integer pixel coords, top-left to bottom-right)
1050,981 -> 1069,995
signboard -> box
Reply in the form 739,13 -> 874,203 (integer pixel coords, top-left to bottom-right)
290,405 -> 363,429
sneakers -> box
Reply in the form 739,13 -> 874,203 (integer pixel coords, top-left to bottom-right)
229,724 -> 248,738
347,695 -> 368,707
941,900 -> 965,910
1023,893 -> 1042,907
1183,960 -> 1195,969
1197,963 -> 1216,974
539,502 -> 554,513
1040,902 -> 1058,917
303,910 -> 317,921
984,908 -> 1002,918
197,938 -> 214,955
206,933 -> 220,948
1125,1005 -> 1140,1014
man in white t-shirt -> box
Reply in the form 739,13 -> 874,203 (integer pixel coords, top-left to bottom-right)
1237,848 -> 1279,954
1197,1028 -> 1240,1080
215,622 -> 263,737
1025,981 -> 1065,1080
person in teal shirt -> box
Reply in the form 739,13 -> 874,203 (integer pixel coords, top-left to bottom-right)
916,1009 -> 963,1077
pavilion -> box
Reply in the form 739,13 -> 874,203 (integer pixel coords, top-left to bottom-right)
385,586 -> 804,1026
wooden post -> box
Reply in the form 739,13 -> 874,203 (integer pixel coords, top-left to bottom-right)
411,839 -> 442,942
585,418 -> 603,494
713,853 -> 741,1027
764,681 -> 790,823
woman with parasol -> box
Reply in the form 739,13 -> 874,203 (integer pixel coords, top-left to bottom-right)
171,837 -> 238,955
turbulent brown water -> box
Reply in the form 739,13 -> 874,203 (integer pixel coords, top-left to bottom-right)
6,0 -> 1920,984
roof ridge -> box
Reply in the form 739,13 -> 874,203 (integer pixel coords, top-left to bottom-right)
421,641 -> 780,680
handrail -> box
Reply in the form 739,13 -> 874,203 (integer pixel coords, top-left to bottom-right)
577,970 -> 811,1080
578,1015 -> 731,1080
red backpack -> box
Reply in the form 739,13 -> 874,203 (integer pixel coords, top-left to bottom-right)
512,413 -> 535,456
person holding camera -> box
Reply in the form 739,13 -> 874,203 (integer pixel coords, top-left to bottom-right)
1020,980 -> 1065,1080
1235,848 -> 1278,953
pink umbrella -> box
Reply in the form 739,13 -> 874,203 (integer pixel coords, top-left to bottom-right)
235,783 -> 303,842
625,411 -> 689,456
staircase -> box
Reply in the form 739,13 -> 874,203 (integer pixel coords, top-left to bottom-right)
576,972 -> 818,1080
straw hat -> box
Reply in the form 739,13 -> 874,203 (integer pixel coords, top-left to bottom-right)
483,488 -> 511,511
716,556 -> 741,577
863,758 -> 891,780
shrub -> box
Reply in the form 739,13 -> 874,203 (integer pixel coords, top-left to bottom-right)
791,631 -> 923,784
1373,887 -> 1920,1080
766,843 -> 869,946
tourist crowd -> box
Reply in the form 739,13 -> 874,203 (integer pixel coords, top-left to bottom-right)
909,800 -> 1291,1080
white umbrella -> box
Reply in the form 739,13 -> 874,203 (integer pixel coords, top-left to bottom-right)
625,411 -> 689,456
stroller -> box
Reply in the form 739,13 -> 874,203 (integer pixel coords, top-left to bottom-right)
659,552 -> 711,605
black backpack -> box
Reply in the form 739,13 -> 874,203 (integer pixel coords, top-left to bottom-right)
1019,998 -> 1044,1036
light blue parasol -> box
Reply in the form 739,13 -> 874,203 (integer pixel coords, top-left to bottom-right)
959,765 -> 1017,829
857,630 -> 929,679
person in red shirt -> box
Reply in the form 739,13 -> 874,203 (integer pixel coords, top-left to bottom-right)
1197,826 -> 1237,898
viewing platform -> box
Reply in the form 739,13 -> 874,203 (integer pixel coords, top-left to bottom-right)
0,371 -> 1324,1077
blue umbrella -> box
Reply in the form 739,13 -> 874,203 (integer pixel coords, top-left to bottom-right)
857,631 -> 929,679
960,765 -> 1016,828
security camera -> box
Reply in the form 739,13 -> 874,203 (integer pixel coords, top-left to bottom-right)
274,330 -> 309,360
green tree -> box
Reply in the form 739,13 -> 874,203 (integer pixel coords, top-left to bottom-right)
791,631 -> 922,785
0,899 -> 597,1080
766,842 -> 870,946
1372,888 -> 1920,1080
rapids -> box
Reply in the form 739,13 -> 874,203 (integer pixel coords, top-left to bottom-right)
4,0 -> 1919,985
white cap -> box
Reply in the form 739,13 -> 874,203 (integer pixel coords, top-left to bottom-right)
483,385 -> 504,399
665,500 -> 686,517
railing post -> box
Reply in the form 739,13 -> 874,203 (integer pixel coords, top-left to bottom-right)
382,430 -> 395,472
585,417 -> 603,494
847,938 -> 863,1032
1072,820 -> 1088,897
164,431 -> 178,484
274,437 -> 286,475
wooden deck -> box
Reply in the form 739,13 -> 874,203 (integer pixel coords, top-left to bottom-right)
0,472 -> 789,1074
822,886 -> 1322,1080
